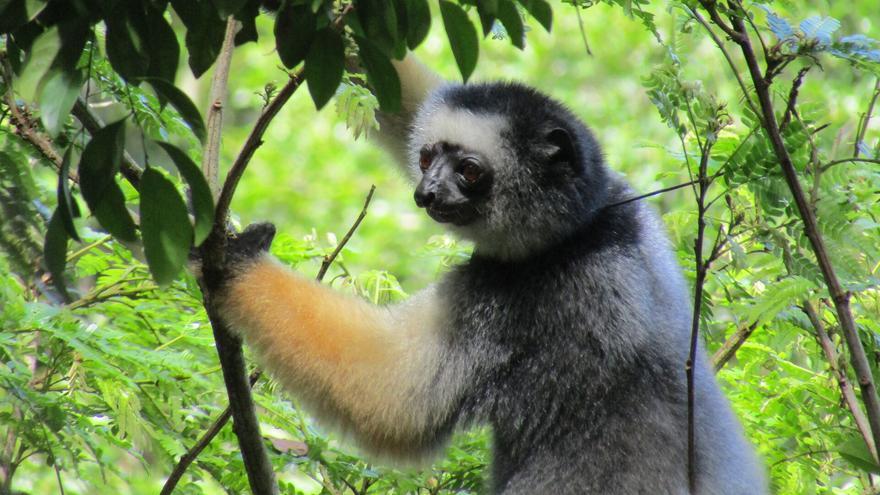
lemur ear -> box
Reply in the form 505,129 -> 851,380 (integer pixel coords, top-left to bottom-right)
546,127 -> 576,168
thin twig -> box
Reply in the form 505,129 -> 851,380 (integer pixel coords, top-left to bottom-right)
687,7 -> 759,118
573,6 -> 593,56
780,66 -> 811,131
211,71 -> 304,238
316,186 -> 376,280
203,17 -> 240,197
855,78 -> 880,158
819,157 -> 880,172
686,130 -> 714,494
160,371 -> 262,495
712,322 -> 759,371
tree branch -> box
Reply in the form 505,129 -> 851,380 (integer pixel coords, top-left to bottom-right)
723,9 -> 880,461
686,130 -> 714,493
854,77 -> 880,158
160,371 -> 262,495
711,322 -> 759,372
0,54 -> 66,176
203,18 -> 240,197
163,185 -> 376,494
316,185 -> 376,280
802,302 -> 877,462
197,16 -> 279,495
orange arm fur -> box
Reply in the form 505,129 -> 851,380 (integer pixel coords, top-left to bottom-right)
218,255 -> 461,459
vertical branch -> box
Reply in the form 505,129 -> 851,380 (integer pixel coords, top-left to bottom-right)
686,138 -> 713,493
854,77 -> 880,158
700,1 -> 880,459
162,185 -> 375,494
802,302 -> 877,461
198,16 -> 278,495
203,18 -> 240,197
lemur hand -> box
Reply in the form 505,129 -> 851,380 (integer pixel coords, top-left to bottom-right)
194,222 -> 276,293
225,222 -> 276,267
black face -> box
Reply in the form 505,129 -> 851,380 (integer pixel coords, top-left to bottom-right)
413,142 -> 494,226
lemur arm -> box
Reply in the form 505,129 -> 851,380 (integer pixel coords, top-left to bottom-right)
373,55 -> 444,173
217,254 -> 466,459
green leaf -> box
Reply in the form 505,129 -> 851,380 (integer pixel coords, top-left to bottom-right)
439,0 -> 479,82
16,25 -> 60,102
211,0 -> 248,18
56,148 -> 80,242
356,0 -> 400,56
141,78 -> 207,144
304,28 -> 345,110
78,119 -> 125,203
77,119 -> 138,242
171,0 -> 226,78
156,142 -> 215,245
519,0 -> 551,32
476,0 -> 498,36
0,0 -> 47,34
234,0 -> 261,45
140,168 -> 193,286
497,0 -> 524,49
44,208 -> 69,299
105,13 -> 150,81
405,0 -> 431,49
38,68 -> 83,137
144,8 -> 181,83
274,4 -> 316,69
477,0 -> 498,15
838,437 -> 880,474
355,36 -> 401,112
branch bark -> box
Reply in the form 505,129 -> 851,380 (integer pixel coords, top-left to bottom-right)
686,132 -> 714,493
163,186 -> 375,494
711,322 -> 759,372
802,302 -> 877,462
706,2 -> 880,459
197,17 -> 280,495
203,18 -> 240,197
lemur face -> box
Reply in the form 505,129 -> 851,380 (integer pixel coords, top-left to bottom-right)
413,141 -> 494,226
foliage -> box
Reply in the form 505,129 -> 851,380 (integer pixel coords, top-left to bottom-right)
0,0 -> 879,494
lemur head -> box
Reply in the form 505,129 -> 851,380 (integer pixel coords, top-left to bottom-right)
408,82 -> 610,260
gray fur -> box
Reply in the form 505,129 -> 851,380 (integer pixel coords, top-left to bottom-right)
378,78 -> 767,493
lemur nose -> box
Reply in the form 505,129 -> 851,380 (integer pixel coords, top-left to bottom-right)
414,189 -> 435,208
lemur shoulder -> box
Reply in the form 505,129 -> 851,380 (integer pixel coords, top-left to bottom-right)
209,57 -> 767,494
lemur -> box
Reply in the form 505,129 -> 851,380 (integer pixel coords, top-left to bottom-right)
206,57 -> 767,494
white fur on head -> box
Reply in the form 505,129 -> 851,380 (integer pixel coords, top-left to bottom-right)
407,89 -> 510,181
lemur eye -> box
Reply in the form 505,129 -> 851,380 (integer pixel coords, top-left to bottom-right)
460,158 -> 482,183
419,146 -> 432,173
